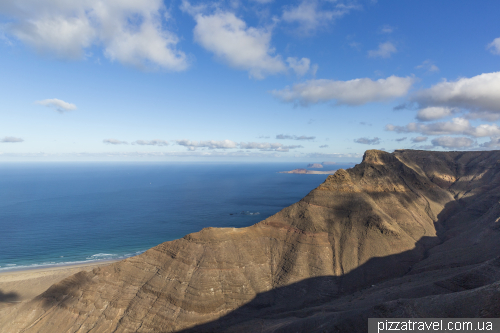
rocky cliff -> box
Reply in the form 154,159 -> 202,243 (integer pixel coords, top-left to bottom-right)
1,149 -> 500,332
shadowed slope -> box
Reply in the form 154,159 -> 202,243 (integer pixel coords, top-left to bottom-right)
1,150 -> 499,332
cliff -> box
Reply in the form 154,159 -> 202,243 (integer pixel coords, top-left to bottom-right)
1,149 -> 500,332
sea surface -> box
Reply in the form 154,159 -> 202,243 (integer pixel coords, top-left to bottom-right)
0,163 -> 348,271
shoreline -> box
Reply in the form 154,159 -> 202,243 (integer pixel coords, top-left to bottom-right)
0,260 -> 120,306
0,259 -> 121,275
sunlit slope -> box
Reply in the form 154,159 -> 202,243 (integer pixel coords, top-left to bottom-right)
2,149 -> 499,333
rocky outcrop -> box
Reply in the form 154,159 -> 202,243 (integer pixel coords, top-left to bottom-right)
2,149 -> 500,332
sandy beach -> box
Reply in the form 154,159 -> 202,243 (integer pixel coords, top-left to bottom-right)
0,261 -> 118,309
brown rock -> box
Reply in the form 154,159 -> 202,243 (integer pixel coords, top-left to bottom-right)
2,149 -> 500,332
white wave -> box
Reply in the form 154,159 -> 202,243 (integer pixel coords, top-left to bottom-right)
240,211 -> 260,216
0,250 -> 147,272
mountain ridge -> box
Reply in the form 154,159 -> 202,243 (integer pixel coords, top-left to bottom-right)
1,149 -> 499,332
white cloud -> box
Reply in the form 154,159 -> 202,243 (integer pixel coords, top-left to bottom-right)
0,150 -> 316,161
2,0 -> 187,70
431,136 -> 475,149
307,152 -> 362,159
487,37 -> 500,55
1,136 -> 24,143
319,144 -> 328,148
368,42 -> 397,58
416,60 -> 439,73
133,139 -> 169,146
416,106 -> 455,121
282,1 -> 358,33
395,137 -> 407,142
385,117 -> 500,137
239,142 -> 303,152
276,134 -> 315,140
286,57 -> 311,76
13,14 -> 95,59
191,11 -> 286,79
272,76 -> 414,106
354,137 -> 380,145
177,139 -> 238,150
103,139 -> 128,145
380,25 -> 394,34
175,139 -> 303,152
412,72 -> 500,120
411,136 -> 428,143
239,142 -> 281,150
36,98 -> 77,113
480,137 -> 500,148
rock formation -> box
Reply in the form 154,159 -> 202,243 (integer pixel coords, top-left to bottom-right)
1,149 -> 500,332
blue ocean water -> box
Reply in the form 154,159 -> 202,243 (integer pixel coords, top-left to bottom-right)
0,163 -> 347,271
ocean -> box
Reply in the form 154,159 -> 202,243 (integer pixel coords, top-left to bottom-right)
0,163 -> 346,271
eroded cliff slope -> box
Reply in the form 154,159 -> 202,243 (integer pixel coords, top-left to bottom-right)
1,149 -> 499,332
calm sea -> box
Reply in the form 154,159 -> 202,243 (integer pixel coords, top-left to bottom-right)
0,163 -> 346,271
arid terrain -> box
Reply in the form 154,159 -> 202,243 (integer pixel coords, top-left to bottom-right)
1,149 -> 499,332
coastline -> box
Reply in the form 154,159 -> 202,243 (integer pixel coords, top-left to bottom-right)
0,260 -> 119,307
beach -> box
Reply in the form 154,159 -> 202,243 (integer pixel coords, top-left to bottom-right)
0,261 -> 118,309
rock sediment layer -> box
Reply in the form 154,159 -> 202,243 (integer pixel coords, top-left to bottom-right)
1,149 -> 500,332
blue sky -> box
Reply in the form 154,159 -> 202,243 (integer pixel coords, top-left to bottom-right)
1,0 -> 499,162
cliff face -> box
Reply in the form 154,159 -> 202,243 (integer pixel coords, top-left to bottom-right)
2,150 -> 500,332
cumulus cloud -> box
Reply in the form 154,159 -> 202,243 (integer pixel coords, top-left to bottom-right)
286,57 -> 312,76
480,137 -> 500,148
2,0 -> 187,70
368,42 -> 397,59
174,139 -> 304,152
487,37 -> 500,55
411,136 -> 428,143
103,139 -> 128,145
281,1 -> 358,33
411,72 -> 500,121
431,136 -> 475,149
354,137 -> 380,145
239,142 -> 303,152
133,139 -> 169,146
319,144 -> 329,148
416,60 -> 439,73
385,118 -> 500,137
36,98 -> 77,113
395,137 -> 407,142
416,106 -> 456,121
1,136 -> 24,143
177,139 -> 237,150
191,11 -> 286,79
276,134 -> 315,140
272,76 -> 414,106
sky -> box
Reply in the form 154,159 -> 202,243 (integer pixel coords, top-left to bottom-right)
0,0 -> 499,162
